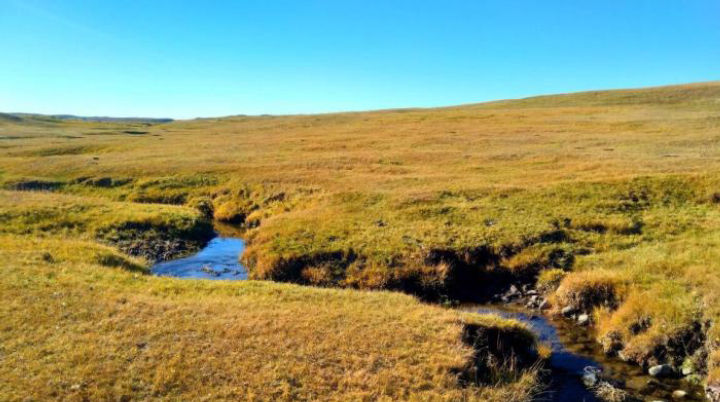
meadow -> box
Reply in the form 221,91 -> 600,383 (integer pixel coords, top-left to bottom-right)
0,191 -> 539,401
2,81 -> 720,399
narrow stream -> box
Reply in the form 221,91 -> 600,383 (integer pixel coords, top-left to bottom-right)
466,305 -> 704,401
152,231 -> 704,401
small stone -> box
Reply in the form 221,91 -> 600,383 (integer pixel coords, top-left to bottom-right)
529,295 -> 538,303
577,314 -> 590,326
70,384 -> 82,391
582,366 -> 600,387
508,285 -> 519,295
672,389 -> 687,399
561,305 -> 576,316
648,364 -> 675,378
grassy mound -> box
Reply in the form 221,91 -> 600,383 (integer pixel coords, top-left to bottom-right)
0,190 -> 214,261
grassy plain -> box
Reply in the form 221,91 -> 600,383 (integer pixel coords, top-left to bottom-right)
2,81 -> 720,397
0,191 -> 539,401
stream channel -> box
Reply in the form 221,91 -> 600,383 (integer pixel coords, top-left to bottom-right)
151,228 -> 704,401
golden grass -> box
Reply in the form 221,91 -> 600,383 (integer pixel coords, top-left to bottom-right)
553,270 -> 626,312
0,234 -> 539,401
3,81 -> 720,394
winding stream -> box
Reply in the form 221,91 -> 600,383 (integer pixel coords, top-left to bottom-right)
152,232 -> 704,401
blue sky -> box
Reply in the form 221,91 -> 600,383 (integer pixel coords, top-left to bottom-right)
1,1 -> 718,119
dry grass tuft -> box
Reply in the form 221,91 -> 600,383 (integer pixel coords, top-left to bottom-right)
553,270 -> 626,312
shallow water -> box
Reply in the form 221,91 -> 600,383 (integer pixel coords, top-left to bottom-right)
467,305 -> 705,401
151,233 -> 247,280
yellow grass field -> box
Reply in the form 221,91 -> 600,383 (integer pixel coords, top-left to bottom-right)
2,81 -> 720,399
0,191 -> 539,401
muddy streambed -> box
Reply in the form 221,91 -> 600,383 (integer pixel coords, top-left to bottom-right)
152,230 -> 704,401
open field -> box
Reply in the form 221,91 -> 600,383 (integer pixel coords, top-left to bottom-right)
0,191 -> 540,401
2,81 -> 720,398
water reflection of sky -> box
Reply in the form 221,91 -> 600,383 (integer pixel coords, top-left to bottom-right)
152,237 -> 246,280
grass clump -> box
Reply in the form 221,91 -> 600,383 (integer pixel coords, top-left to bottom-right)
0,190 -> 214,261
459,313 -> 541,386
553,270 -> 626,313
596,284 -> 702,366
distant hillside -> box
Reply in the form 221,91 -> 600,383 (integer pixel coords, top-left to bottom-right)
0,113 -> 23,122
5,112 -> 173,124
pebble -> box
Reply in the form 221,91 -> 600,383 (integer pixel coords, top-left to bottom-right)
582,366 -> 601,387
577,313 -> 590,326
648,364 -> 675,378
672,389 -> 687,399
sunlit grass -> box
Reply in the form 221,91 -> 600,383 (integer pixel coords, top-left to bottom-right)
2,81 -> 720,396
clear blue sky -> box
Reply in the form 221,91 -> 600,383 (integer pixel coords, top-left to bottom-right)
1,1 -> 718,119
